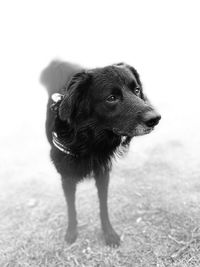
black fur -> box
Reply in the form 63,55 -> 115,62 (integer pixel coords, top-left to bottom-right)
41,60 -> 161,246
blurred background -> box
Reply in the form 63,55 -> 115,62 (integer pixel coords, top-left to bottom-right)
1,0 -> 200,266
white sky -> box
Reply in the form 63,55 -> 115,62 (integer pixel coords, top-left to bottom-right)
0,0 -> 199,141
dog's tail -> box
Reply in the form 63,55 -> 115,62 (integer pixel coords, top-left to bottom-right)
40,60 -> 83,95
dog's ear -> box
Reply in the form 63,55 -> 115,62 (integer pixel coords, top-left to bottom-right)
123,64 -> 148,101
59,72 -> 91,122
125,64 -> 142,88
126,65 -> 152,103
114,62 -> 142,87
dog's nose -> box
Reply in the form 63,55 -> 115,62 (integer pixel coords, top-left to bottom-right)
143,111 -> 161,127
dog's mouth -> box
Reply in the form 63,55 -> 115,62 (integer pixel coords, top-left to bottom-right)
133,127 -> 154,136
113,125 -> 154,137
112,128 -> 129,137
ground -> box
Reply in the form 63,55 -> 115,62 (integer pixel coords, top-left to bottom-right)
1,98 -> 200,267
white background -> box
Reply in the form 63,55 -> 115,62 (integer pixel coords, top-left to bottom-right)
0,0 -> 199,152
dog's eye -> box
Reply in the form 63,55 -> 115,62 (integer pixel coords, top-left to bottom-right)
134,87 -> 141,95
106,95 -> 118,103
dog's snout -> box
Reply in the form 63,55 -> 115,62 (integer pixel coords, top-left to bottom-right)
143,111 -> 161,128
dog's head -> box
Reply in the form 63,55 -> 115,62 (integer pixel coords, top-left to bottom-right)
54,63 -> 161,138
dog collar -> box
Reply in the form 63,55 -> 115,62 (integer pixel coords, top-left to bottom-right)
52,131 -> 76,157
50,94 -> 76,157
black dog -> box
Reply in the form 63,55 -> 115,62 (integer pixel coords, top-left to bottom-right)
40,60 -> 161,246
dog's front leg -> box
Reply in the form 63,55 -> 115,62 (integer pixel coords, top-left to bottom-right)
95,169 -> 120,247
61,177 -> 78,244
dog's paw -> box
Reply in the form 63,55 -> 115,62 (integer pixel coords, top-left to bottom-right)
104,229 -> 120,247
65,228 -> 78,244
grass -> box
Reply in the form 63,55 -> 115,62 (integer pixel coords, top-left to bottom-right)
1,118 -> 200,266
